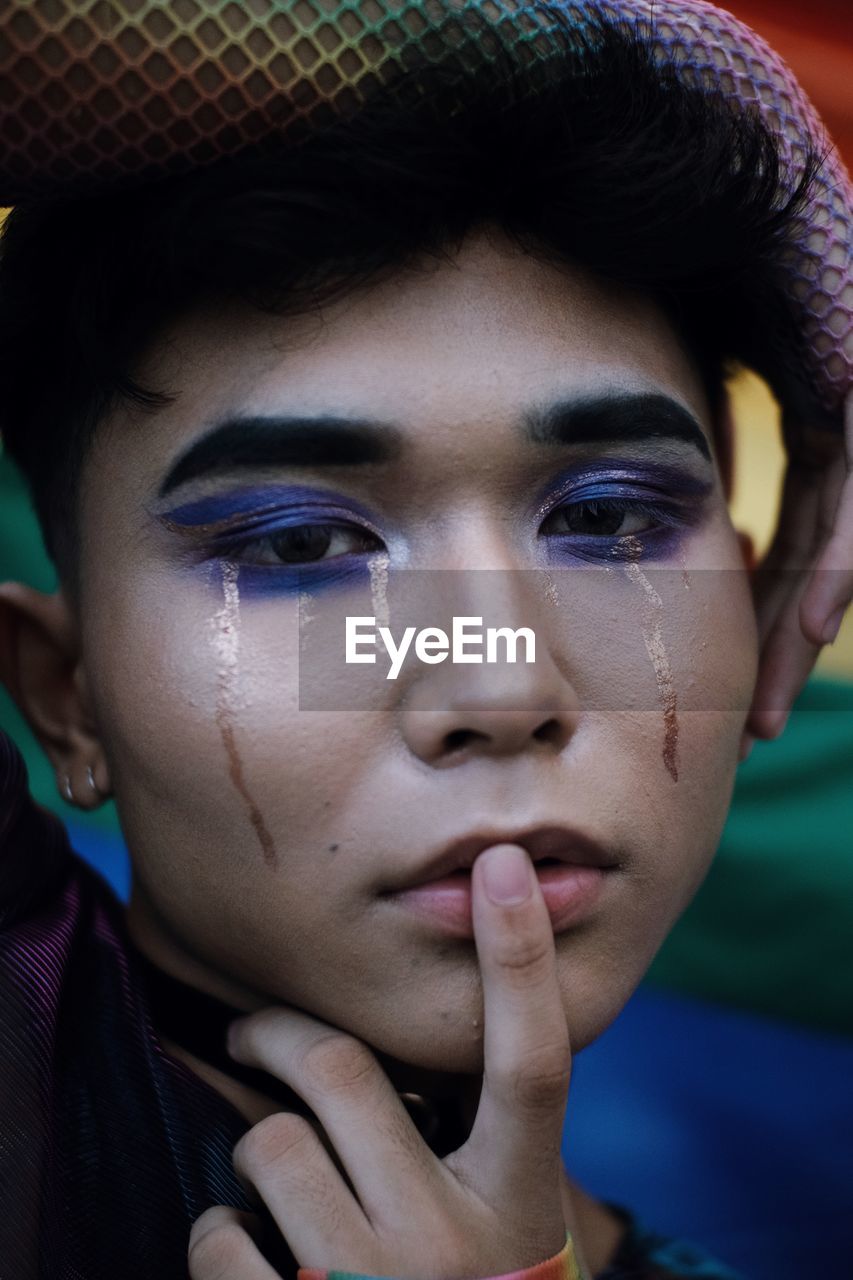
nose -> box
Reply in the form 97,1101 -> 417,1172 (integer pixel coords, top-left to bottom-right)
401,669 -> 579,765
399,572 -> 580,767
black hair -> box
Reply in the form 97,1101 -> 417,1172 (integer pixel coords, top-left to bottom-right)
0,10 -> 817,586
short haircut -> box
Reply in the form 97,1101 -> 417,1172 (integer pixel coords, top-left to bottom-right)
0,12 -> 816,587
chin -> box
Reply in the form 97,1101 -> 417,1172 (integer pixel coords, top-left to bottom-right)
320,935 -> 650,1079
360,1017 -> 488,1077
357,991 -> 634,1079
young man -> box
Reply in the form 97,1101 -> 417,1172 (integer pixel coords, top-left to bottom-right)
0,4 -> 850,1279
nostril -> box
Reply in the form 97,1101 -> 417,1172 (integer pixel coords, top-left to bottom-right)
533,717 -> 564,745
444,728 -> 484,753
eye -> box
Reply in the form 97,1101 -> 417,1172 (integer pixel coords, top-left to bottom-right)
232,522 -> 384,566
542,498 -> 660,539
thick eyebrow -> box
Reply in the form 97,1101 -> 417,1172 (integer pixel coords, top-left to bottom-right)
158,391 -> 711,499
524,392 -> 712,462
158,416 -> 404,498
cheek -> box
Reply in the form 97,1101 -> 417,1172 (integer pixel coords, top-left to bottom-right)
562,547 -> 758,935
561,600 -> 757,1054
548,541 -> 757,758
82,568 -> 380,889
650,551 -> 758,845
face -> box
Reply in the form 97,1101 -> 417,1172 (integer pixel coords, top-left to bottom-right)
74,227 -> 757,1073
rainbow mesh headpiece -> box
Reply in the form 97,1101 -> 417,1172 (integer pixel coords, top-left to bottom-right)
1,0 -> 851,425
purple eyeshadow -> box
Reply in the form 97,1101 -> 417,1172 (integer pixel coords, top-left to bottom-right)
158,484 -> 383,598
160,484 -> 378,530
157,459 -> 715,599
531,457 -> 714,519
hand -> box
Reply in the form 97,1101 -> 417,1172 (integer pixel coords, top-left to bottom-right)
187,844 -> 576,1280
744,389 -> 853,753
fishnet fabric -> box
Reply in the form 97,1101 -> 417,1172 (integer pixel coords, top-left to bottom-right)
0,0 -> 850,419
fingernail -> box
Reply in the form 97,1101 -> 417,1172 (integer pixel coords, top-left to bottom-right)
823,605 -> 845,645
771,710 -> 790,740
481,845 -> 533,905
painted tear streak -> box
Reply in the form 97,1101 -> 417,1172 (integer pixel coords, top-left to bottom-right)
624,561 -> 679,782
678,548 -> 692,591
211,561 -> 279,868
543,569 -> 560,607
298,589 -> 315,655
368,551 -> 391,629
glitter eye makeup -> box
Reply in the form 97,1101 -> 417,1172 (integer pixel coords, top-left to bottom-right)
534,459 -> 715,563
156,453 -> 715,597
158,484 -> 387,597
159,484 -> 382,533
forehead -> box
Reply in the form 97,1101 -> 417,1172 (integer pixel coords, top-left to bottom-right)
93,230 -> 711,490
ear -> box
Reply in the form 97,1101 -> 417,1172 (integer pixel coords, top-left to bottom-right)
0,581 -> 111,807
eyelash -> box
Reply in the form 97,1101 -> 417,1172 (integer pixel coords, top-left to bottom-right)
538,494 -> 690,561
221,522 -> 383,569
203,490 -> 691,584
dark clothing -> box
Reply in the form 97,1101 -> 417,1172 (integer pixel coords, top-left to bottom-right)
0,730 -> 744,1279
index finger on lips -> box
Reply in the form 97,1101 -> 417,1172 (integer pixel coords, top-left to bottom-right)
461,844 -> 572,1209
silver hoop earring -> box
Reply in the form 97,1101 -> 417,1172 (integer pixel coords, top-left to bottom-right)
62,774 -> 74,804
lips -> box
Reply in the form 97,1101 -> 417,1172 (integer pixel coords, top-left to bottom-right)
382,824 -> 620,894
